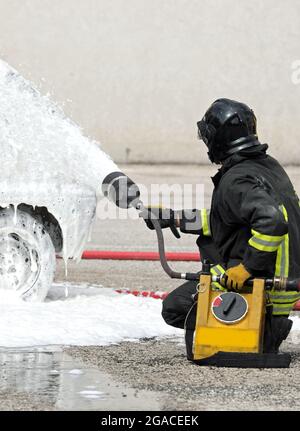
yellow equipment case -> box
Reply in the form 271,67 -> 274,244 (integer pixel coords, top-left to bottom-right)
188,271 -> 291,368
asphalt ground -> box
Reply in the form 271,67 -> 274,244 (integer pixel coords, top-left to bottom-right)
66,339 -> 300,411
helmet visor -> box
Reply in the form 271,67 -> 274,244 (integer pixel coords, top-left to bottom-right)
197,120 -> 208,145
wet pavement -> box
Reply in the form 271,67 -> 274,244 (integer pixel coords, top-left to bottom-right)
67,338 -> 300,411
0,347 -> 160,410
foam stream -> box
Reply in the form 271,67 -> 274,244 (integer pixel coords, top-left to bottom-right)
0,60 -> 118,266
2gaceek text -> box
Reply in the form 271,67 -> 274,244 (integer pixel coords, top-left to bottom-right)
101,415 -> 199,428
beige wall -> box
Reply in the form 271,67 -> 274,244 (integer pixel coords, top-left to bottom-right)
0,0 -> 300,164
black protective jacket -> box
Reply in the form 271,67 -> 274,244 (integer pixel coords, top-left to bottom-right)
196,144 -> 300,278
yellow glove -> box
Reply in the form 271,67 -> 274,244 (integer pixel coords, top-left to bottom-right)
224,263 -> 251,291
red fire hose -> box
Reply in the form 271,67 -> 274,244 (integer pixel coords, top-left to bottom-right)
82,250 -> 200,261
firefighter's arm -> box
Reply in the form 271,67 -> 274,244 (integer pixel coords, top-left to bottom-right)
223,175 -> 288,277
141,207 -> 211,236
176,209 -> 212,236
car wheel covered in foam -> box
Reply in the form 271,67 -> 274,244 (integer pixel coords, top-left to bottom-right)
0,207 -> 56,301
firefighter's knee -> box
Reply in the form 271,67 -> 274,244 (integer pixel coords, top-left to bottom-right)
161,281 -> 197,329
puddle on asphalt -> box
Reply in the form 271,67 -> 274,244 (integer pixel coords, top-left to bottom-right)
0,347 -> 160,410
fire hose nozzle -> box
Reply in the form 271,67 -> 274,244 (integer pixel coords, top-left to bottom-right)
102,172 -> 141,209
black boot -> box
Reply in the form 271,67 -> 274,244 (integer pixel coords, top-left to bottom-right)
184,302 -> 198,361
272,316 -> 293,353
263,306 -> 293,354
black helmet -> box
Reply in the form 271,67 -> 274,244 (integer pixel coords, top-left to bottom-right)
197,98 -> 259,163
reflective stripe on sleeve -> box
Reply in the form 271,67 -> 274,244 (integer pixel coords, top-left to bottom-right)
269,291 -> 300,303
270,290 -> 300,316
275,205 -> 289,278
210,264 -> 226,291
251,229 -> 285,243
271,205 -> 292,315
248,229 -> 284,252
200,209 -> 211,237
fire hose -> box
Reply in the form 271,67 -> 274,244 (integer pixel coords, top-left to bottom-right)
81,250 -> 200,261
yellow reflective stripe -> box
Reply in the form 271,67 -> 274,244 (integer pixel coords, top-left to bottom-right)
275,205 -> 289,277
201,209 -> 211,237
216,265 -> 225,274
271,290 -> 298,315
248,237 -> 280,252
275,242 -> 283,276
210,264 -> 225,276
272,207 -> 291,310
276,242 -> 289,277
248,239 -> 278,252
270,295 -> 300,303
210,264 -> 226,291
282,205 -> 289,277
251,229 -> 285,243
272,304 -> 295,312
272,309 -> 292,316
281,205 -> 288,221
283,232 -> 289,276
269,292 -> 300,303
249,228 -> 284,252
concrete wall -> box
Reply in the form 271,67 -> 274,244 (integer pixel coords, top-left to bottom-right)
0,0 -> 300,164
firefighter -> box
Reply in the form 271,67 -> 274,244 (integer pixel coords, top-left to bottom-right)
142,98 -> 300,353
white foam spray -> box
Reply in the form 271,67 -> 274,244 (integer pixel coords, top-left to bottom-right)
0,60 -> 119,265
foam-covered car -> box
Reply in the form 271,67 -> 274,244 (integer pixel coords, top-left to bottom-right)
0,60 -> 117,300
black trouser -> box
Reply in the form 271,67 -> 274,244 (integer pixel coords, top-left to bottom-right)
161,280 -> 293,354
162,280 -> 197,329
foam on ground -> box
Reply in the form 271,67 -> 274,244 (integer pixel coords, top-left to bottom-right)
0,283 -> 182,348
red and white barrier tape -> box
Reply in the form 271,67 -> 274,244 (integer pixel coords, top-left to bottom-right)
115,289 -> 168,300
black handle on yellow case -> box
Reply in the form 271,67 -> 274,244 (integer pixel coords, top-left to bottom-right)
223,295 -> 237,315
